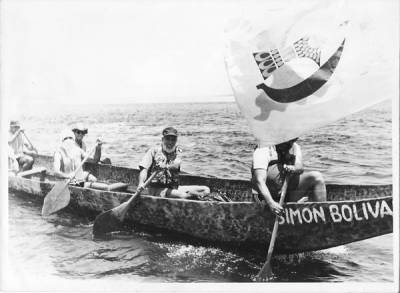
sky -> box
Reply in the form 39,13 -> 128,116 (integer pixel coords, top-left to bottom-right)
1,0 -> 397,108
1,0 -> 286,106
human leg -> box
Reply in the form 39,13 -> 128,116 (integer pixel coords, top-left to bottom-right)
147,186 -> 208,199
143,187 -> 169,197
176,185 -> 210,199
17,155 -> 34,171
82,172 -> 108,189
142,186 -> 210,200
84,181 -> 110,190
287,171 -> 326,202
82,171 -> 97,182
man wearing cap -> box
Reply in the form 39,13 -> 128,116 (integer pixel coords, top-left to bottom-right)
137,127 -> 210,199
252,138 -> 327,216
8,120 -> 38,171
72,123 -> 111,165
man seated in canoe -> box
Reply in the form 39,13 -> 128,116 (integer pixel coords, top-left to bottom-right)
252,137 -> 327,215
8,120 -> 38,171
137,127 -> 210,199
53,129 -> 107,189
71,123 -> 112,165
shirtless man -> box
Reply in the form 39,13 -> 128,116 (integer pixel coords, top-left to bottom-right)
53,129 -> 105,188
138,127 -> 210,199
252,138 -> 326,215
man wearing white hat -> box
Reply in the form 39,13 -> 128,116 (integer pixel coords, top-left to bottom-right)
71,123 -> 111,165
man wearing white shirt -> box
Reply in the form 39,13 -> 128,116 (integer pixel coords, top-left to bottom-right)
251,138 -> 326,215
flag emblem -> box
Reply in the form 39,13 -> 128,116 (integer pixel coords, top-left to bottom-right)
253,38 -> 345,103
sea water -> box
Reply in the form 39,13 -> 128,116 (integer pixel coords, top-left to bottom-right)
7,100 -> 393,282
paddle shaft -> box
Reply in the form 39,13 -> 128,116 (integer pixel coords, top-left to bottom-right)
125,171 -> 159,207
257,175 -> 290,279
21,131 -> 37,152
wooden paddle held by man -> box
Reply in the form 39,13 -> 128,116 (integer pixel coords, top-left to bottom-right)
42,129 -> 104,216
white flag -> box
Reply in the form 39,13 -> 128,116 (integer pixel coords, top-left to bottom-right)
225,0 -> 398,146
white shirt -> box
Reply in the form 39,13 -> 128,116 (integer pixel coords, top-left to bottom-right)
252,146 -> 278,170
252,143 -> 297,170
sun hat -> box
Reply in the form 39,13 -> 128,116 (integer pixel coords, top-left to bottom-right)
61,129 -> 75,142
162,127 -> 178,137
10,120 -> 20,127
71,123 -> 88,134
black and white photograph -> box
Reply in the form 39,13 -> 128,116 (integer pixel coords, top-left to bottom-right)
1,0 -> 398,291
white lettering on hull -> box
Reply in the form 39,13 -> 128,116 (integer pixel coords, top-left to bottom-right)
278,199 -> 392,225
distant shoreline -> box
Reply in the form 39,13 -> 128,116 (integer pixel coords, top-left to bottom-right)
5,98 -> 392,107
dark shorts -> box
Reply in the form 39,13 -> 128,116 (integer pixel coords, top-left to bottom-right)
70,180 -> 85,187
16,154 -> 33,164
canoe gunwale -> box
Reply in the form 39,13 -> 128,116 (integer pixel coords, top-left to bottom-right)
8,154 -> 394,254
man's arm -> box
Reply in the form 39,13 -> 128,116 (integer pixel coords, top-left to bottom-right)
80,140 -> 102,162
253,168 -> 283,216
292,143 -> 304,173
92,143 -> 102,163
137,148 -> 155,188
22,142 -> 38,157
137,167 -> 148,189
284,143 -> 304,174
8,129 -> 22,144
13,130 -> 38,155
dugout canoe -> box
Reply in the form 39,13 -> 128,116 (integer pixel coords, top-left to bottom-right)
8,154 -> 393,254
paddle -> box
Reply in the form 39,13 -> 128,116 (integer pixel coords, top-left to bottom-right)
92,171 -> 159,237
21,131 -> 38,154
41,144 -> 98,217
255,175 -> 290,281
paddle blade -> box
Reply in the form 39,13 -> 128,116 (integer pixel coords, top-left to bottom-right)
92,201 -> 129,237
256,261 -> 273,281
42,181 -> 71,216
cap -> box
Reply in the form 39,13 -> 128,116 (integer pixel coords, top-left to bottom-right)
71,123 -> 88,134
10,120 -> 20,127
61,129 -> 74,141
162,127 -> 178,137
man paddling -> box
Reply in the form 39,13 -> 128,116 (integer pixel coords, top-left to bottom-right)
8,120 -> 38,171
71,123 -> 112,165
54,129 -> 107,188
138,127 -> 210,199
252,138 -> 326,215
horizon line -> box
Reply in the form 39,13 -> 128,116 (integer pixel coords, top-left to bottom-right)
16,98 -> 236,106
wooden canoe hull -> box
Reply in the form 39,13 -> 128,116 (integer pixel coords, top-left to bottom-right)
8,155 -> 393,254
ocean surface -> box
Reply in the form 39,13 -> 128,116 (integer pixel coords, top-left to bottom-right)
7,101 -> 393,283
